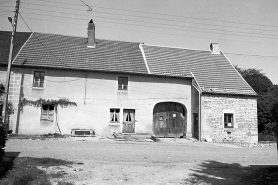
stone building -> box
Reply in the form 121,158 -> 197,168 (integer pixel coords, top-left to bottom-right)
0,20 -> 258,143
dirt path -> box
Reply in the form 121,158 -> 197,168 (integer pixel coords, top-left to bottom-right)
3,138 -> 278,185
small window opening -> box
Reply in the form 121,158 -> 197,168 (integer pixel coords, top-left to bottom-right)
110,109 -> 120,122
33,71 -> 45,87
41,104 -> 54,121
118,76 -> 128,90
126,112 -> 132,121
224,113 -> 233,128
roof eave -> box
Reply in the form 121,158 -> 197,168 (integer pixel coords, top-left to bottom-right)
11,64 -> 194,79
202,91 -> 260,98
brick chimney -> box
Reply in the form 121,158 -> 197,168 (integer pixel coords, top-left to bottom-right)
210,43 -> 220,54
87,19 -> 95,48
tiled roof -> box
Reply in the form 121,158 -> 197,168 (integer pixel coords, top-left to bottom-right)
0,31 -> 31,65
142,44 -> 257,96
13,32 -> 148,74
1,31 -> 257,96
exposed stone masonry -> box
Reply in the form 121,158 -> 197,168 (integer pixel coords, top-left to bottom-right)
201,94 -> 258,143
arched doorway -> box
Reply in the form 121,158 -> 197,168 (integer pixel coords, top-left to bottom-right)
153,102 -> 187,137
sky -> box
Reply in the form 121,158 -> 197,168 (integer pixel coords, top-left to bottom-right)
1,0 -> 278,84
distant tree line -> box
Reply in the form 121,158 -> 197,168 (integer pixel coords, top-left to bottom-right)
235,66 -> 278,139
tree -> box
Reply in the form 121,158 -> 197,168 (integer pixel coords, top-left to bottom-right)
235,66 -> 278,134
235,66 -> 273,95
270,101 -> 278,157
0,84 -> 6,172
0,84 -> 14,172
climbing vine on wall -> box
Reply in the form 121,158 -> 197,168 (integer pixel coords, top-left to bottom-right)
21,98 -> 77,108
20,97 -> 77,135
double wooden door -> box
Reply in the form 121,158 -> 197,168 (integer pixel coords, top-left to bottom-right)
153,111 -> 185,137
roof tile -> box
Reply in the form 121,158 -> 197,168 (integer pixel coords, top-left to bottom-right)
142,44 -> 257,96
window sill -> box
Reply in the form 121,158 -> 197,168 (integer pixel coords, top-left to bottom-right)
32,86 -> 44,90
118,89 -> 128,91
224,128 -> 234,132
109,122 -> 121,126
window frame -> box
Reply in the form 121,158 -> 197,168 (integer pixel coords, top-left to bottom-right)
117,76 -> 129,91
110,108 -> 120,123
224,113 -> 234,128
41,104 -> 55,122
32,70 -> 46,89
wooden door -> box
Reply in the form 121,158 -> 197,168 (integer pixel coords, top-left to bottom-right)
122,109 -> 135,133
153,102 -> 186,137
193,113 -> 199,139
153,112 -> 168,137
167,111 -> 185,137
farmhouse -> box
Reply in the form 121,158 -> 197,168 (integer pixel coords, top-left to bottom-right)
0,20 -> 258,143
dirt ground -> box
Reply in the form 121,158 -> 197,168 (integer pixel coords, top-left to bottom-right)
2,137 -> 278,185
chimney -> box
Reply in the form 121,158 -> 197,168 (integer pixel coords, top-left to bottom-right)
87,19 -> 95,48
210,43 -> 220,54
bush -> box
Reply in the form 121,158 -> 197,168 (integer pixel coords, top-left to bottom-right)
258,133 -> 277,142
0,123 -> 7,171
261,122 -> 277,137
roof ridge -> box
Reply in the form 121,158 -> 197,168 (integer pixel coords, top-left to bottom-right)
32,32 -> 142,44
142,43 -> 211,52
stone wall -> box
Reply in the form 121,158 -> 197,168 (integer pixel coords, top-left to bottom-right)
8,68 -> 22,133
201,94 -> 258,143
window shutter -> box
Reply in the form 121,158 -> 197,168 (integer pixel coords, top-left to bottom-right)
48,110 -> 54,121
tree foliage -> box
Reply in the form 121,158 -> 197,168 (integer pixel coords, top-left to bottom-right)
271,101 -> 278,128
21,98 -> 77,108
234,65 -> 273,95
235,66 -> 277,135
0,84 -> 13,172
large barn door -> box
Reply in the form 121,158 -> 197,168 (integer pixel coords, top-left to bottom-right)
153,102 -> 186,137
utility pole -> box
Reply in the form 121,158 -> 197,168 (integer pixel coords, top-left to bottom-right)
2,0 -> 20,127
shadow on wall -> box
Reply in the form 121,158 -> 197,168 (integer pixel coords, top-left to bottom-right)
182,160 -> 278,185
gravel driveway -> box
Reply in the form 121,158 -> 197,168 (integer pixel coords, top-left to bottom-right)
4,138 -> 278,185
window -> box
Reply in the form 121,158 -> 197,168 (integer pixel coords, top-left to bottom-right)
41,104 -> 54,121
33,71 -> 45,87
110,109 -> 120,122
118,76 -> 128,90
224,113 -> 233,128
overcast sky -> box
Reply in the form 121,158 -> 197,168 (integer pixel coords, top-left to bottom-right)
1,0 -> 278,84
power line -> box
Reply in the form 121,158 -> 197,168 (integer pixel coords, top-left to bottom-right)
19,15 -> 278,46
0,0 -> 11,6
19,11 -> 278,41
21,1 -> 278,35
18,12 -> 72,69
0,12 -> 12,17
20,6 -> 278,39
225,52 -> 278,59
0,25 -> 7,31
16,12 -> 278,60
25,0 -> 278,30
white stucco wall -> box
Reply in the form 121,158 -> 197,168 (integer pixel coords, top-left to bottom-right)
0,67 -> 192,136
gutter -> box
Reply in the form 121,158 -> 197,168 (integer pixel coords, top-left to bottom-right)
202,91 -> 260,98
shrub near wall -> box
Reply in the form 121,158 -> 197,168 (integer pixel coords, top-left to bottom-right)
0,122 -> 7,171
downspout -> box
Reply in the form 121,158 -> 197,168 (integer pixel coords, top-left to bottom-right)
191,72 -> 202,141
198,90 -> 201,141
